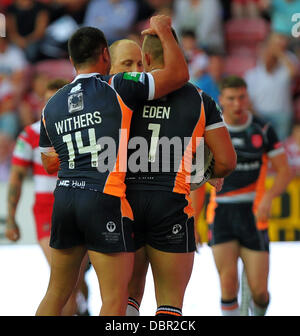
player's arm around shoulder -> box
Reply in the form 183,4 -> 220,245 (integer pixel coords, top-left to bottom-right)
143,15 -> 189,99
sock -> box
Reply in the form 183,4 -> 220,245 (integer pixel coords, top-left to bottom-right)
126,297 -> 140,316
240,268 -> 252,316
221,298 -> 240,316
156,305 -> 182,316
252,300 -> 268,316
76,291 -> 89,315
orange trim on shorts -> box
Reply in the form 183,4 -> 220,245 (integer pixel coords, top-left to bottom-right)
253,154 -> 268,230
173,100 -> 206,194
103,94 -> 133,197
121,198 -> 134,221
184,194 -> 195,218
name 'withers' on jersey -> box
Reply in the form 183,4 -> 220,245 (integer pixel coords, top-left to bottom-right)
54,111 -> 102,135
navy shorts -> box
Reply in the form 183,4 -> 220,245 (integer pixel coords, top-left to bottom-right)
126,190 -> 196,253
209,202 -> 269,252
50,185 -> 134,253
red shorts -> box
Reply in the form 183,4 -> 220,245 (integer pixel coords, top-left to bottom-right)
33,194 -> 54,241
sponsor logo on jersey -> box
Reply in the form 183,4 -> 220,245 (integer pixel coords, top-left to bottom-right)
70,83 -> 82,93
123,72 -> 141,82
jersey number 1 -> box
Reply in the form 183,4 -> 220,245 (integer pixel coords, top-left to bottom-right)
62,128 -> 101,169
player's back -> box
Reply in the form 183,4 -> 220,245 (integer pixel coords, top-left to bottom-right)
126,82 -> 223,194
40,73 -> 132,197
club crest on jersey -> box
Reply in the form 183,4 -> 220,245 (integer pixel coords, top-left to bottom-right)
68,92 -> 84,113
251,134 -> 263,148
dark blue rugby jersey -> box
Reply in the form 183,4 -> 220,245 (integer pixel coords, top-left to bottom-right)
125,84 -> 225,195
215,113 -> 284,202
39,72 -> 154,197
207,113 -> 285,230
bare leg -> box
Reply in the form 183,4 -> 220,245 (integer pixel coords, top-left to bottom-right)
88,250 -> 134,316
146,245 -> 194,310
36,245 -> 86,316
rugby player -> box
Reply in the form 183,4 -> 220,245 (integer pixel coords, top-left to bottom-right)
108,31 -> 236,316
6,79 -> 89,316
206,76 -> 293,316
109,39 -> 143,74
36,15 -> 190,316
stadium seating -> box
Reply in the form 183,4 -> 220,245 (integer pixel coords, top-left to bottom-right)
224,55 -> 256,77
225,18 -> 270,57
34,59 -> 75,81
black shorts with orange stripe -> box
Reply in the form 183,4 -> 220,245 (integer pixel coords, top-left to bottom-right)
126,190 -> 196,253
208,202 -> 269,252
50,181 -> 134,253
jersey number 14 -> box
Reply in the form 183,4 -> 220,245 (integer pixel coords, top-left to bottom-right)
62,128 -> 101,169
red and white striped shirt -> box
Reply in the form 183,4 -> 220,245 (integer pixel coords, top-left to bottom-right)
12,121 -> 57,203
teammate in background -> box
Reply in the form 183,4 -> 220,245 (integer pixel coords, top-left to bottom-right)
119,30 -> 236,316
36,15 -> 190,316
207,76 -> 292,316
107,38 -> 149,316
109,39 -> 143,74
5,79 -> 89,316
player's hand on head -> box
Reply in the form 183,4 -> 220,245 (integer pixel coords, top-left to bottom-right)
5,219 -> 21,242
142,14 -> 172,36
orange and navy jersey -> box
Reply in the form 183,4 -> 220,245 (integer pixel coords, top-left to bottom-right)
207,112 -> 284,229
39,72 -> 154,198
125,84 -> 224,195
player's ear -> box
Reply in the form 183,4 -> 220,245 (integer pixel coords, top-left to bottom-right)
69,56 -> 75,68
102,47 -> 110,64
144,53 -> 151,67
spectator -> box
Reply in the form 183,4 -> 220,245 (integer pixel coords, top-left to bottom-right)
259,0 -> 300,37
0,83 -> 19,182
180,30 -> 209,83
245,32 -> 299,140
0,37 -> 28,103
19,72 -> 49,128
0,133 -> 14,182
284,120 -> 300,175
231,0 -> 261,18
6,0 -> 50,62
84,0 -> 138,45
193,52 -> 225,103
173,0 -> 224,53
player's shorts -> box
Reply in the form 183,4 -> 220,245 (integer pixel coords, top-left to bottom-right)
33,198 -> 54,241
126,190 -> 196,253
208,202 -> 269,252
50,182 -> 134,253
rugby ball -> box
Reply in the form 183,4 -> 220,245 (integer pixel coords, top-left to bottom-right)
190,144 -> 214,191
